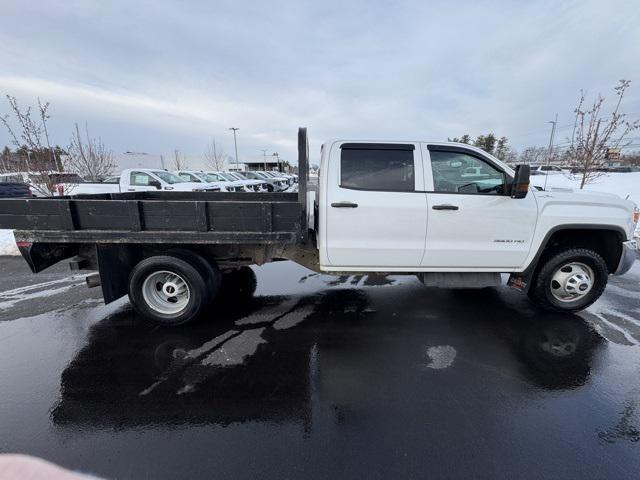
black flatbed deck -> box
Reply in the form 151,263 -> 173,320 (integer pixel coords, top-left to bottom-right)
0,191 -> 304,245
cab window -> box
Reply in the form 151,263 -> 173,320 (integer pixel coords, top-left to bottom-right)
130,172 -> 152,186
340,144 -> 415,192
429,150 -> 506,195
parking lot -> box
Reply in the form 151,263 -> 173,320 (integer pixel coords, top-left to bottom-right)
0,256 -> 639,479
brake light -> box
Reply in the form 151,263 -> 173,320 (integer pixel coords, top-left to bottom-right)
56,184 -> 64,196
16,241 -> 32,248
634,208 -> 640,224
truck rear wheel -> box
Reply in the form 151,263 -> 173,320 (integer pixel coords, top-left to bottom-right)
129,255 -> 210,326
220,266 -> 257,301
528,248 -> 608,312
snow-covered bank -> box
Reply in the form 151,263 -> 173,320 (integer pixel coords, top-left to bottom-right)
530,172 -> 640,206
530,172 -> 640,237
0,230 -> 19,256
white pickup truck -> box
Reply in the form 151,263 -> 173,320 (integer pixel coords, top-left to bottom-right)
72,168 -> 225,194
1,129 -> 637,326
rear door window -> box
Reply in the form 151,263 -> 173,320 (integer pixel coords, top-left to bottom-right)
340,144 -> 415,191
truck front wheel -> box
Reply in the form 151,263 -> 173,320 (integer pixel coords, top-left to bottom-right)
528,248 -> 608,312
129,255 -> 210,326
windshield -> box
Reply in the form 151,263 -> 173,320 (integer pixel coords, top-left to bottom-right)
231,172 -> 248,180
219,173 -> 238,182
203,173 -> 225,182
153,171 -> 185,184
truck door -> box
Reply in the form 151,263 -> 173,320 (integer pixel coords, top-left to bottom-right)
421,144 -> 537,269
324,142 -> 427,268
127,171 -> 161,192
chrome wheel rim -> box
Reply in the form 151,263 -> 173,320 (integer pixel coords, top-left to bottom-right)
142,270 -> 190,315
550,262 -> 594,303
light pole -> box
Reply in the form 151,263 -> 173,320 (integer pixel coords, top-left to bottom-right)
272,152 -> 280,172
261,149 -> 268,171
229,127 -> 240,170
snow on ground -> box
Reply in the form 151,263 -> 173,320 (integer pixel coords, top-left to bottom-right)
530,172 -> 640,237
530,172 -> 640,206
0,230 -> 19,256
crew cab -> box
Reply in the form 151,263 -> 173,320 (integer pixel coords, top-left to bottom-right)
0,128 -> 637,326
72,169 -> 223,194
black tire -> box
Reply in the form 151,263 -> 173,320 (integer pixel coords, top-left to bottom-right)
220,266 -> 257,302
128,255 -> 210,326
166,249 -> 221,302
528,248 -> 608,312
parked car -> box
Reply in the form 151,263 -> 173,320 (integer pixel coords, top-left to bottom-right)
222,172 -> 269,192
200,171 -> 258,193
242,171 -> 288,191
72,169 -> 222,194
0,171 -> 85,196
530,165 -> 569,175
263,170 -> 294,186
173,170 -> 238,192
0,182 -> 32,198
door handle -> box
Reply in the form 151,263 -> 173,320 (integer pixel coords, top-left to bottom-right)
432,204 -> 459,210
331,202 -> 358,208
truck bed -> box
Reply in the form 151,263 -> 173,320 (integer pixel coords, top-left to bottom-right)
0,191 -> 304,245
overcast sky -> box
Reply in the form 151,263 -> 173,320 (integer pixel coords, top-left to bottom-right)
1,0 -> 639,166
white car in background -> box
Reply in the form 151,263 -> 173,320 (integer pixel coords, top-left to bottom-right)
200,171 -> 255,192
174,170 -> 240,192
222,171 -> 269,192
530,165 -> 569,175
72,168 -> 223,194
241,171 -> 288,191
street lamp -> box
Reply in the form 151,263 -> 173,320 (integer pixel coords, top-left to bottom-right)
261,149 -> 268,171
272,152 -> 280,172
229,127 -> 239,170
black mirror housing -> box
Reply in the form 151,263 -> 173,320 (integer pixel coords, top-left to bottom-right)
511,165 -> 530,199
149,180 -> 162,189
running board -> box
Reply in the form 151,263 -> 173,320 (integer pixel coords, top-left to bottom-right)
417,272 -> 502,288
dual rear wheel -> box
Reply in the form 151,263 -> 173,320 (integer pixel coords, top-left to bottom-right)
128,253 -> 256,326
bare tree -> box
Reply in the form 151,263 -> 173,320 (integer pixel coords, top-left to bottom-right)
0,95 -> 62,195
172,149 -> 188,170
65,122 -> 116,181
204,138 -> 226,171
570,80 -> 640,188
519,146 -> 548,165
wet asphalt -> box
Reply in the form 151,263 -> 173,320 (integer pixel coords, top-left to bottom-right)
0,255 -> 639,479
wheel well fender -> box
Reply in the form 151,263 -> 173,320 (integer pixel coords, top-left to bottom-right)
514,225 -> 625,291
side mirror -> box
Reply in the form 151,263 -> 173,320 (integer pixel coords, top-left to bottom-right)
149,179 -> 162,189
511,165 -> 530,199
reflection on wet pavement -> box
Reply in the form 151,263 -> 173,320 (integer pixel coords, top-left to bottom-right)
1,260 -> 639,479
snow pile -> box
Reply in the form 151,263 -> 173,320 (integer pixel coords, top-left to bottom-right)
0,230 -> 19,256
530,172 -> 640,206
531,172 -> 640,238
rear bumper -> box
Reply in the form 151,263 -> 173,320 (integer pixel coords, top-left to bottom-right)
614,240 -> 638,275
